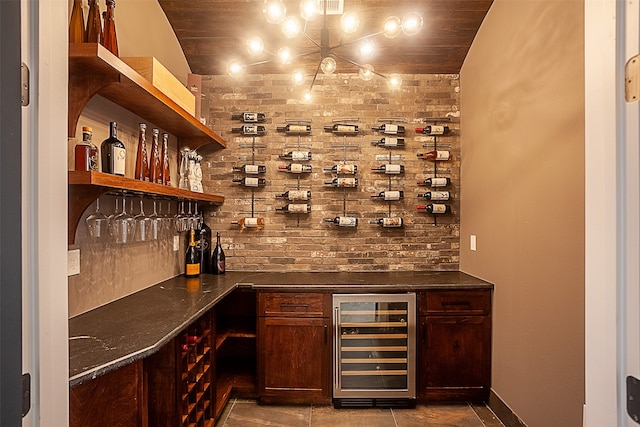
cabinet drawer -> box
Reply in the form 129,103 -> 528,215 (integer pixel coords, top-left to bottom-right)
259,292 -> 329,317
421,290 -> 491,315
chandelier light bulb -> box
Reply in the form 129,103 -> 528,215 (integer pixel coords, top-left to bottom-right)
401,11 -> 424,36
300,0 -> 320,21
340,11 -> 360,34
388,73 -> 403,90
278,47 -> 293,64
281,16 -> 302,38
263,0 -> 286,24
292,69 -> 306,85
383,16 -> 402,38
359,39 -> 376,58
303,91 -> 313,102
320,56 -> 337,75
359,64 -> 375,81
226,60 -> 243,78
246,36 -> 265,56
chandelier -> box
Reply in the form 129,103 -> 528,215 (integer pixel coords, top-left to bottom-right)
226,0 -> 424,101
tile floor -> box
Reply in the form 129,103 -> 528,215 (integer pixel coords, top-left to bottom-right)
215,399 -> 505,427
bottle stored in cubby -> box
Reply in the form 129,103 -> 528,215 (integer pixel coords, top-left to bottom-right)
324,124 -> 358,135
231,112 -> 266,123
418,191 -> 450,201
417,150 -> 450,161
371,164 -> 404,174
69,0 -> 85,44
149,129 -> 161,183
415,125 -> 450,135
371,137 -> 405,148
368,217 -> 404,227
278,164 -> 312,173
160,133 -> 170,185
134,123 -> 149,181
323,164 -> 357,174
371,124 -> 405,135
232,177 -> 267,187
184,229 -> 200,278
371,190 -> 404,201
75,127 -> 99,172
324,216 -> 358,227
211,232 -> 225,274
233,164 -> 266,174
276,204 -> 311,214
417,177 -> 450,187
101,121 -> 126,176
276,190 -> 311,201
101,0 -> 118,56
276,124 -> 311,135
85,0 -> 102,43
279,151 -> 312,161
231,125 -> 266,136
417,204 -> 451,214
231,217 -> 265,228
324,177 -> 358,187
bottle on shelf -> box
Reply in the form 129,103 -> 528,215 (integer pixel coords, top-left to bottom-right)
417,150 -> 450,161
276,124 -> 311,135
371,124 -> 405,135
134,123 -> 149,181
371,164 -> 405,174
324,177 -> 358,187
415,125 -> 451,135
417,177 -> 451,187
324,124 -> 359,135
371,190 -> 404,201
75,126 -> 99,172
232,164 -> 266,174
276,190 -> 311,201
231,125 -> 267,136
160,133 -> 171,185
231,217 -> 265,228
184,229 -> 200,278
232,177 -> 267,187
211,232 -> 225,274
279,151 -> 312,161
101,121 -> 126,176
323,164 -> 357,174
368,217 -> 404,228
231,112 -> 266,123
324,216 -> 358,227
101,0 -> 118,56
69,0 -> 85,44
149,129 -> 161,184
276,204 -> 311,214
417,204 -> 451,214
278,164 -> 312,173
418,191 -> 450,201
85,0 -> 102,43
371,137 -> 405,148
199,214 -> 212,273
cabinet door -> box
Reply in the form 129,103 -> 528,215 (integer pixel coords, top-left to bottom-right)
258,316 -> 331,403
419,315 -> 491,401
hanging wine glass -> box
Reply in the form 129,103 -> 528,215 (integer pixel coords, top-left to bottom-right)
111,196 -> 135,243
85,197 -> 109,240
148,199 -> 162,241
174,200 -> 187,233
134,198 -> 152,242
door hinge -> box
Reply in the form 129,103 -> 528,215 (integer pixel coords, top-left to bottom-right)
22,373 -> 31,417
627,376 -> 640,424
20,62 -> 29,107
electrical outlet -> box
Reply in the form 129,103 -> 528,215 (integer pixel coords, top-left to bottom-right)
68,249 -> 80,276
173,235 -> 179,251
470,235 -> 477,251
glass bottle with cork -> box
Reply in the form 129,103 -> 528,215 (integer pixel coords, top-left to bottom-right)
75,126 -> 99,172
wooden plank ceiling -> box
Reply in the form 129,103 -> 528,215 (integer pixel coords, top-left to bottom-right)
158,0 -> 493,76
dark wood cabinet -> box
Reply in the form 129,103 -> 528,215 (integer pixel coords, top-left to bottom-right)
418,289 -> 492,402
257,292 -> 332,403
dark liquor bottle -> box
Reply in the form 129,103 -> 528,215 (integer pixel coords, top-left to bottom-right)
324,216 -> 358,227
101,0 -> 118,56
231,125 -> 266,135
276,190 -> 311,201
279,151 -> 312,161
232,164 -> 266,174
231,112 -> 266,123
322,164 -> 357,174
160,133 -> 170,185
101,121 -> 126,176
276,204 -> 311,214
371,137 -> 405,148
211,232 -> 225,274
415,125 -> 450,135
324,177 -> 358,187
85,0 -> 102,43
368,217 -> 404,227
323,124 -> 359,135
371,124 -> 405,135
417,204 -> 451,214
185,229 -> 200,278
276,124 -> 311,135
371,190 -> 404,201
371,164 -> 405,174
417,150 -> 450,160
149,129 -> 161,183
134,123 -> 149,181
418,191 -> 450,201
75,127 -> 99,172
69,0 -> 85,44
417,177 -> 451,187
278,164 -> 312,173
232,177 -> 267,187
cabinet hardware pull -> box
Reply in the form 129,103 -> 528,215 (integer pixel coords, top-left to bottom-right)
334,307 -> 340,388
324,324 -> 328,345
279,303 -> 310,308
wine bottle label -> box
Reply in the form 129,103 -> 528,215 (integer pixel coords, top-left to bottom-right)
287,190 -> 309,201
186,263 -> 200,276
336,125 -> 357,134
216,260 -> 226,273
287,204 -> 309,213
334,178 -> 357,187
384,164 -> 402,174
338,217 -> 358,227
384,138 -> 399,147
244,165 -> 260,174
288,125 -> 309,133
291,151 -> 310,161
431,204 -> 447,214
385,124 -> 398,134
382,217 -> 403,227
289,164 -> 304,173
384,191 -> 402,201
435,150 -> 450,160
244,177 -> 259,187
337,164 -> 356,174
430,191 -> 450,200
113,146 -> 126,176
243,125 -> 258,134
430,125 -> 446,135
244,217 -> 260,227
244,113 -> 258,122
430,178 -> 449,187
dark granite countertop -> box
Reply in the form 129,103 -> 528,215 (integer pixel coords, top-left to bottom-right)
68,271 -> 492,386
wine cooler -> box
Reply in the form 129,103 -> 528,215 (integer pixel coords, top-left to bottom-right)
333,293 -> 416,408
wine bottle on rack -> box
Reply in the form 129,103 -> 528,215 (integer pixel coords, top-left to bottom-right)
233,164 -> 266,174
417,150 -> 450,160
85,0 -> 102,43
101,121 -> 126,176
134,123 -> 149,181
323,164 -> 357,174
278,164 -> 312,173
232,177 -> 267,187
149,129 -> 161,183
69,0 -> 85,44
211,232 -> 225,274
160,133 -> 171,185
231,112 -> 266,123
418,191 -> 450,201
279,151 -> 312,161
276,204 -> 311,214
371,190 -> 404,201
324,217 -> 358,227
276,124 -> 311,135
231,125 -> 266,136
75,127 -> 99,172
371,137 -> 405,148
371,164 -> 405,174
101,0 -> 118,56
415,125 -> 450,135
185,229 -> 200,278
368,217 -> 404,227
231,217 -> 265,228
276,190 -> 311,201
324,177 -> 358,187
324,124 -> 359,135
371,124 -> 405,135
417,204 -> 451,214
417,177 -> 451,187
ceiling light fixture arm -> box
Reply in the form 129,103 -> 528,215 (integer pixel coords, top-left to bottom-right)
331,52 -> 388,79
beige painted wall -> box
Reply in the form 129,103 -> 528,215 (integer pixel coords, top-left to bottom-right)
459,1 -> 585,426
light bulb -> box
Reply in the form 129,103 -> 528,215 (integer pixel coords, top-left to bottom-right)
383,16 -> 402,38
340,11 -> 360,34
263,0 -> 286,24
278,47 -> 293,64
292,69 -> 305,85
359,39 -> 376,58
282,16 -> 301,38
320,57 -> 336,75
226,60 -> 243,78
246,36 -> 265,56
402,11 -> 423,36
388,73 -> 403,90
300,0 -> 319,21
359,64 -> 375,81
303,91 -> 313,102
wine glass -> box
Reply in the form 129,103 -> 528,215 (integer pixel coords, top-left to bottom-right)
174,200 -> 187,233
148,199 -> 162,240
111,196 -> 135,243
85,197 -> 108,239
134,198 -> 152,242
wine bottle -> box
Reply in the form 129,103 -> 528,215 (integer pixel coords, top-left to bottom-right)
418,191 -> 450,201
69,0 -> 85,44
134,123 -> 149,181
101,0 -> 118,56
198,215 -> 212,273
160,133 -> 171,185
417,177 -> 451,187
149,129 -> 161,183
371,137 -> 405,148
101,121 -> 126,176
415,125 -> 450,135
232,177 -> 267,187
279,151 -> 312,161
276,204 -> 311,214
211,232 -> 225,274
371,190 -> 404,201
371,124 -> 405,135
324,216 -> 358,227
75,127 -> 99,172
278,163 -> 312,173
324,124 -> 358,135
232,164 -> 266,174
368,217 -> 404,227
324,177 -> 358,187
371,164 -> 405,174
417,204 -> 451,214
276,190 -> 311,201
184,229 -> 200,278
231,125 -> 266,136
276,124 -> 311,135
231,112 -> 266,123
322,164 -> 357,174
231,217 -> 265,228
85,0 -> 102,43
417,150 -> 450,161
